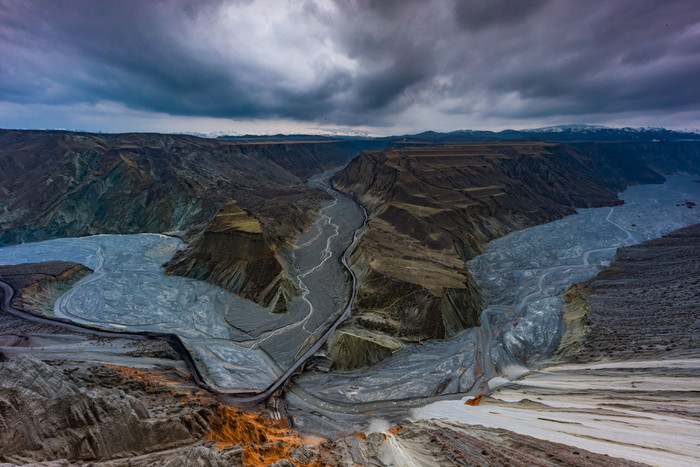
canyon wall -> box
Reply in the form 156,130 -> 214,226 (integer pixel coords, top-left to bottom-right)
0,130 -> 360,312
330,141 -> 699,369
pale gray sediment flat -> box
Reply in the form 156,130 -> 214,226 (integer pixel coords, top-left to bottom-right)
289,176 -> 700,431
0,168 -> 364,394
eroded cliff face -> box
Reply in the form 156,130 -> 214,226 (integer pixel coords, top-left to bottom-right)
0,356 -> 208,463
329,142 -> 668,370
164,201 -> 301,313
559,223 -> 700,362
0,261 -> 93,315
0,355 -> 331,466
0,129 -> 360,313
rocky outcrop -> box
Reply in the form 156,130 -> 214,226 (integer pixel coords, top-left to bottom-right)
0,355 -> 324,466
326,327 -> 403,371
0,356 -> 207,463
330,142 -> 674,370
0,261 -> 92,316
560,223 -> 700,362
164,201 -> 300,312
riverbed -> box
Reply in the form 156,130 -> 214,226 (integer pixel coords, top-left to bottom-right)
292,176 -> 700,408
0,168 -> 364,394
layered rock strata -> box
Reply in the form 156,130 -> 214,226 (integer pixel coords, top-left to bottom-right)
164,201 -> 300,313
560,222 -> 700,362
0,355 -> 324,466
330,142 -> 672,369
0,261 -> 92,315
0,129 -> 360,312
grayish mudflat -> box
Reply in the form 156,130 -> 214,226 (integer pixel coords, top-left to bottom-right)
293,176 -> 700,405
0,169 -> 364,393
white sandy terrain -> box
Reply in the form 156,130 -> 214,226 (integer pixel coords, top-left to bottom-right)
415,357 -> 700,466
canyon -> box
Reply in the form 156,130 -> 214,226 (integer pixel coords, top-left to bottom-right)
0,129 -> 365,313
327,141 -> 699,370
0,128 -> 698,465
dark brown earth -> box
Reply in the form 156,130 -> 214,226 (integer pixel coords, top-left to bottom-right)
329,141 -> 674,370
0,261 -> 92,316
561,223 -> 700,363
0,353 -> 328,466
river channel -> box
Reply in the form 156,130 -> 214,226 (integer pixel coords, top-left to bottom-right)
0,168 -> 364,395
290,175 -> 700,417
0,174 -> 697,419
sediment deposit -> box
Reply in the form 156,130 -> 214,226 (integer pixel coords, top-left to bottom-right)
416,223 -> 700,467
328,141 -> 675,369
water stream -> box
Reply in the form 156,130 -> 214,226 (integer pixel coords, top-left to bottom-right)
0,175 -> 697,414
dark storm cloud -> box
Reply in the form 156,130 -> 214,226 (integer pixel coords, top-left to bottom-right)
453,0 -> 550,31
1,0 -> 698,128
0,0 -> 348,120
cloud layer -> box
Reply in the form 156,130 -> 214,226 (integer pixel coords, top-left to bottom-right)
1,0 -> 699,132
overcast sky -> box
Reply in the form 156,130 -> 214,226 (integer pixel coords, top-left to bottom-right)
1,0 -> 699,135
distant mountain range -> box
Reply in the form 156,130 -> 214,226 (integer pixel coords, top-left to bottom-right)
182,124 -> 700,143
16,124 -> 700,142
391,124 -> 700,144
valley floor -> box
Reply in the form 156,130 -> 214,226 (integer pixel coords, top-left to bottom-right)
0,183 -> 698,465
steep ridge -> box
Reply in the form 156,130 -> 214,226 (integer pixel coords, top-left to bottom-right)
0,129 -> 360,311
560,222 -> 700,362
329,141 -> 681,369
571,141 -> 700,184
219,136 -> 368,179
164,197 -> 310,313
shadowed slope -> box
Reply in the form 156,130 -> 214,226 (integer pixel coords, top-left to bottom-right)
0,129 -> 360,311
